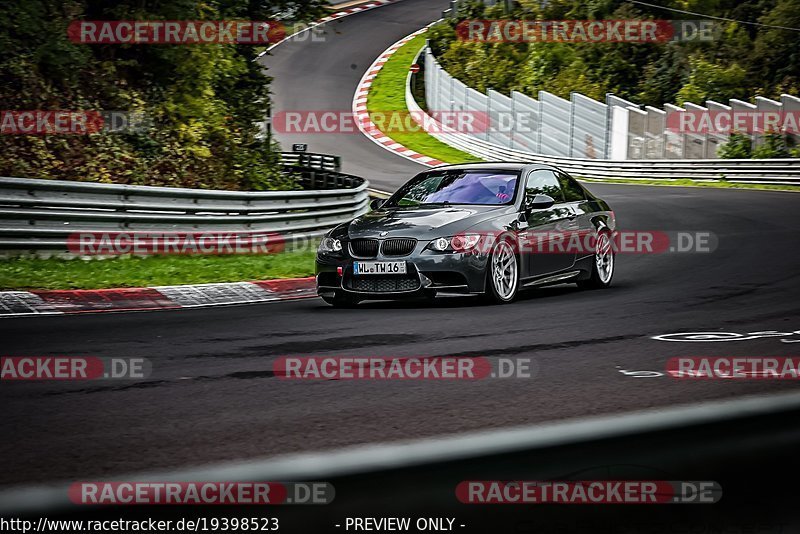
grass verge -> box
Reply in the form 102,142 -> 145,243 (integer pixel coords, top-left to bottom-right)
366,32 -> 481,164
0,249 -> 317,291
578,176 -> 800,192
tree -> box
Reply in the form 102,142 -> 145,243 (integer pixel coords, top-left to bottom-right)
676,56 -> 747,105
750,0 -> 800,95
0,0 -> 325,189
718,133 -> 752,159
432,0 -> 800,113
752,133 -> 790,158
636,45 -> 689,107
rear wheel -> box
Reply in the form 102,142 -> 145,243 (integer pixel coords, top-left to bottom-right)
577,230 -> 614,289
482,238 -> 519,304
321,294 -> 361,307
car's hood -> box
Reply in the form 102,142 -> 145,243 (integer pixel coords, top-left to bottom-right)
346,205 -> 507,240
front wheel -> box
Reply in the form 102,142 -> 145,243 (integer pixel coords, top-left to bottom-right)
481,238 -> 519,304
577,230 -> 614,289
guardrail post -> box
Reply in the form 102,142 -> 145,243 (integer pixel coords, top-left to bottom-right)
568,92 -> 576,157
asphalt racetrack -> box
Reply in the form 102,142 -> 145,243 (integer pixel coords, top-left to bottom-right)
263,0 -> 442,191
1,0 -> 800,489
2,183 -> 799,486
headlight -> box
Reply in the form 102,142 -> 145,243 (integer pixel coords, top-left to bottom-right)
318,237 -> 342,254
429,237 -> 451,251
451,234 -> 481,251
426,234 -> 482,253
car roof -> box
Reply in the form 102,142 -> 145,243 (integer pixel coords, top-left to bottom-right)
430,161 -> 559,172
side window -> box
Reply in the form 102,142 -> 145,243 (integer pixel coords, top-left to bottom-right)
557,171 -> 586,202
525,169 -> 563,204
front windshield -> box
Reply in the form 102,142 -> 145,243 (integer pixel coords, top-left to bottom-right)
383,170 -> 519,207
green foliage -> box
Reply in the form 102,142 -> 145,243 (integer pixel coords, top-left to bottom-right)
718,133 -> 790,160
750,0 -> 800,96
752,133 -> 790,159
718,133 -> 752,159
440,41 -> 528,94
0,0 -> 325,189
635,46 -> 689,105
433,0 -> 800,109
676,56 -> 747,105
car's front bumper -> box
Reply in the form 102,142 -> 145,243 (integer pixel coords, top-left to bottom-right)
315,251 -> 489,300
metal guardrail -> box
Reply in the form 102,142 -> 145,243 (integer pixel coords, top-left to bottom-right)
0,153 -> 369,255
414,47 -> 800,183
279,152 -> 342,172
406,70 -> 800,184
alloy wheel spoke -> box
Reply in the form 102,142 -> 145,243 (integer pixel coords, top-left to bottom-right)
595,235 -> 613,282
492,243 -> 517,298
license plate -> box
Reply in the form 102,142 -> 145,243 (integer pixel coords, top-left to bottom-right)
353,261 -> 407,275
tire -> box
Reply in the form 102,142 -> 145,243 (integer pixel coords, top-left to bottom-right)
481,238 -> 520,304
321,294 -> 360,307
577,230 -> 614,289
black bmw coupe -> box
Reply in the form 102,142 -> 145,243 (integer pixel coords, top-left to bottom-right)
316,162 -> 615,306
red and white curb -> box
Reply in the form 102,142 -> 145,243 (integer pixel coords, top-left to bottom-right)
352,26 -> 444,167
0,277 -> 316,317
259,0 -> 403,57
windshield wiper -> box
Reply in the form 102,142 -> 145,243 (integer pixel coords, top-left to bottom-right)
418,201 -> 452,207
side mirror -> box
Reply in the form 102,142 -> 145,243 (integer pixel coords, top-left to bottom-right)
525,194 -> 555,211
370,198 -> 385,210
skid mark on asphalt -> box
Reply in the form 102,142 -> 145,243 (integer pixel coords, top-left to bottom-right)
20,371 -> 278,397
693,283 -> 782,305
640,278 -> 792,309
186,333 -> 423,358
442,333 -> 644,359
40,380 -> 170,396
720,308 -> 800,325
197,331 -> 310,343
226,370 -> 277,379
5,334 -> 640,397
187,331 -> 645,361
18,368 -> 306,397
3,330 -> 695,398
